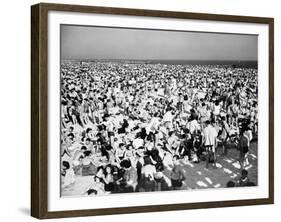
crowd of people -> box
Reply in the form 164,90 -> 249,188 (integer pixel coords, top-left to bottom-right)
60,61 -> 258,196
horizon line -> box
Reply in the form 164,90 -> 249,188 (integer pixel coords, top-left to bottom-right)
62,58 -> 258,62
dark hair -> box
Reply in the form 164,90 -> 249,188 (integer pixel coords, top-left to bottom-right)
96,166 -> 105,175
173,155 -> 180,160
183,128 -> 190,134
86,138 -> 91,142
80,146 -> 87,151
83,150 -> 92,157
226,180 -> 235,187
104,164 -> 112,176
97,125 -> 103,131
241,169 -> 248,177
62,161 -> 70,170
67,133 -> 74,138
168,131 -> 174,137
86,128 -> 92,133
120,159 -> 131,169
61,100 -> 68,106
105,144 -> 113,151
147,133 -> 154,142
87,189 -> 97,195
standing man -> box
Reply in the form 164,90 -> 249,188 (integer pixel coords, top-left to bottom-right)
202,120 -> 218,168
170,155 -> 185,190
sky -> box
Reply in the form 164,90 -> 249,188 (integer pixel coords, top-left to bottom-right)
61,25 -> 258,61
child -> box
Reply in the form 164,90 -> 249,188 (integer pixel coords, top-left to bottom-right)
237,169 -> 250,187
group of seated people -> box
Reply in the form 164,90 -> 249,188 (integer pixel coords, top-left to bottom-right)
60,61 -> 258,195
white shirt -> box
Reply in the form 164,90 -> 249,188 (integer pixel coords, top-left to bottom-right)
187,119 -> 201,134
133,138 -> 144,149
146,117 -> 160,133
162,111 -> 173,123
213,105 -> 221,116
141,164 -> 156,179
203,125 -> 218,146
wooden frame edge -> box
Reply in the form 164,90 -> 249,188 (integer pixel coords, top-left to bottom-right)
40,2 -> 274,23
31,3 -> 49,219
31,3 -> 40,218
268,19 -> 274,204
40,198 -> 272,219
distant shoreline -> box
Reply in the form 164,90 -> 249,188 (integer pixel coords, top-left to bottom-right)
62,59 -> 258,68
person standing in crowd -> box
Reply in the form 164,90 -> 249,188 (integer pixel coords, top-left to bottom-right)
239,123 -> 253,168
170,155 -> 186,190
202,120 -> 218,168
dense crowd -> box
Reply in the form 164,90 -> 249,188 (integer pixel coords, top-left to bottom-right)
60,61 -> 258,196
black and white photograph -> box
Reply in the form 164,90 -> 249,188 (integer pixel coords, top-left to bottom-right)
60,25 -> 258,197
